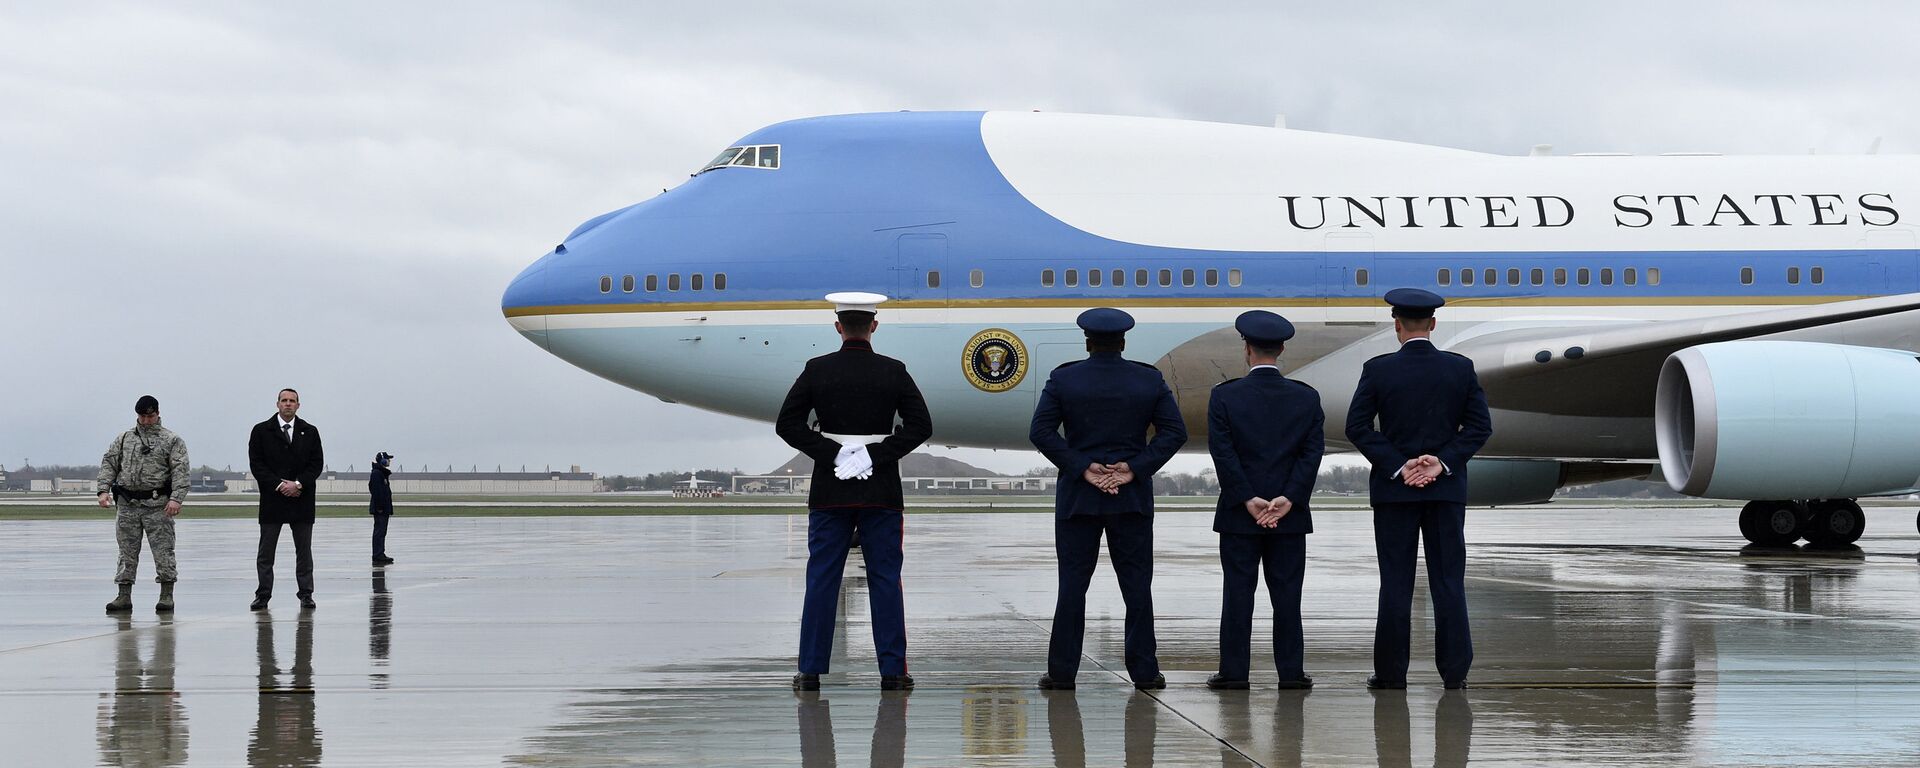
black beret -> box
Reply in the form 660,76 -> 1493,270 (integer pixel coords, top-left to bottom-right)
135,395 -> 159,415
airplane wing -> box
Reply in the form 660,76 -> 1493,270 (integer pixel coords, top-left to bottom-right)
1447,292 -> 1920,418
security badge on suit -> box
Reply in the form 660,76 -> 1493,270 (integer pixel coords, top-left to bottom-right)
1344,288 -> 1494,690
775,292 -> 933,692
1205,310 -> 1324,691
1028,307 -> 1188,691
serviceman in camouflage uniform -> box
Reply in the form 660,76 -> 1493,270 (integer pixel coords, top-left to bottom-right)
96,395 -> 190,613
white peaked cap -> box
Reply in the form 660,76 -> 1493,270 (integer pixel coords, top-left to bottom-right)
825,291 -> 889,314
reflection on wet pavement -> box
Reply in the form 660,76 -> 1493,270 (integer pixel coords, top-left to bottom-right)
3,505 -> 1919,765
97,614 -> 188,766
250,612 -> 319,767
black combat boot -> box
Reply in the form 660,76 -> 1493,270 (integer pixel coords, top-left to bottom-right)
156,582 -> 175,612
105,583 -> 133,613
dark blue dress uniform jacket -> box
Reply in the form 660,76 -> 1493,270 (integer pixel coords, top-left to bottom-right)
775,339 -> 934,511
369,464 -> 393,515
1029,353 -> 1188,517
1208,368 -> 1324,535
1343,339 -> 1493,505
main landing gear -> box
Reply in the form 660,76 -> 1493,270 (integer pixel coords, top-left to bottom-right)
1738,499 -> 1866,547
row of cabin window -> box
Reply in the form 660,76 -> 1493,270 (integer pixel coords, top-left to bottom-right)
1741,266 -> 1826,286
1439,266 -> 1664,288
1040,267 -> 1247,289
599,273 -> 730,293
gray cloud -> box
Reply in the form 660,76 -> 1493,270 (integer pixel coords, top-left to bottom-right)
3,2 -> 1914,477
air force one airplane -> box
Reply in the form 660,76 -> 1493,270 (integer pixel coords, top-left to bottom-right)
503,110 -> 1920,546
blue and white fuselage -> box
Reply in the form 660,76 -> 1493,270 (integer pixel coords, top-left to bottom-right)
504,111 -> 1920,508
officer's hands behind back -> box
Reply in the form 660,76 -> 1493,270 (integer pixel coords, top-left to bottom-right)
1400,455 -> 1444,488
1084,462 -> 1134,495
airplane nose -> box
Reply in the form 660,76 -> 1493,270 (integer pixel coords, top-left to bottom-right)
502,254 -> 555,351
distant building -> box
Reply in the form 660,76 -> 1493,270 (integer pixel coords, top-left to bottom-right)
315,467 -> 597,495
730,452 -> 1055,494
30,478 -> 95,493
671,478 -> 724,498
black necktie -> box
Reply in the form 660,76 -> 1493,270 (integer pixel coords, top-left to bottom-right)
284,424 -> 293,444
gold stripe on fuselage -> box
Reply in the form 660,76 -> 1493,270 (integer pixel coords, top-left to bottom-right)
501,295 -> 1870,318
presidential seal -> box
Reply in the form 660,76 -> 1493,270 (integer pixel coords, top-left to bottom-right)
962,328 -> 1028,393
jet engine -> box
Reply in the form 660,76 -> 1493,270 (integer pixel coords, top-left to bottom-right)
1655,340 -> 1920,499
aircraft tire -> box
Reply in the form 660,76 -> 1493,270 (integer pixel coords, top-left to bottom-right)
1738,502 -> 1762,543
1740,500 -> 1806,546
1803,499 -> 1865,547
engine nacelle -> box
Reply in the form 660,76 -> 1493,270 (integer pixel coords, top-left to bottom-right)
1464,460 -> 1651,506
1463,459 -> 1562,506
1655,340 -> 1920,499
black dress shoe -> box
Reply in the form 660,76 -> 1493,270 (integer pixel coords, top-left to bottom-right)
792,673 -> 820,691
1133,673 -> 1166,691
880,674 -> 914,691
373,556 -> 395,565
1366,675 -> 1407,690
299,597 -> 317,610
1277,675 -> 1315,690
249,599 -> 268,611
1037,674 -> 1075,690
1205,673 -> 1249,690
1444,679 -> 1469,690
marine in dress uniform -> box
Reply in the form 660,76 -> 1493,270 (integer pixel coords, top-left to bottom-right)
775,292 -> 933,691
1205,311 -> 1324,690
1344,289 -> 1493,690
1029,308 -> 1188,690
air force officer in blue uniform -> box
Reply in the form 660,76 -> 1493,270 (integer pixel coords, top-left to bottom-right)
1206,311 -> 1324,690
1345,289 -> 1493,690
1029,308 -> 1187,690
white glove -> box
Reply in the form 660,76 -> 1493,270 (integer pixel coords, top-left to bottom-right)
834,444 -> 874,480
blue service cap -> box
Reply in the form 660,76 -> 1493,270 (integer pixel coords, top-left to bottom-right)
1383,287 -> 1445,319
1235,310 -> 1295,345
1076,307 -> 1135,337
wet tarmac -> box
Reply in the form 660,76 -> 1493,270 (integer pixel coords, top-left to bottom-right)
2,505 -> 1918,766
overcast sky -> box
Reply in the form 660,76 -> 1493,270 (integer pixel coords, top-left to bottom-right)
3,2 -> 1915,477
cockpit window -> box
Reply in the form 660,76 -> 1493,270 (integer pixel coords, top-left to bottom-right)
703,147 -> 742,170
699,144 -> 781,174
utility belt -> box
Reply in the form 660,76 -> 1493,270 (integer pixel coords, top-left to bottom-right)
111,484 -> 172,502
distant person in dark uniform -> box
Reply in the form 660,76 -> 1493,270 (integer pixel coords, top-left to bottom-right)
1206,311 -> 1323,690
776,292 -> 933,692
249,388 -> 325,611
1030,307 -> 1188,691
369,452 -> 395,566
1345,289 -> 1492,690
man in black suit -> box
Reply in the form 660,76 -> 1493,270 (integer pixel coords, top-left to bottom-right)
249,388 -> 324,611
1029,308 -> 1188,691
1345,289 -> 1493,690
1206,310 -> 1323,690
775,292 -> 933,692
